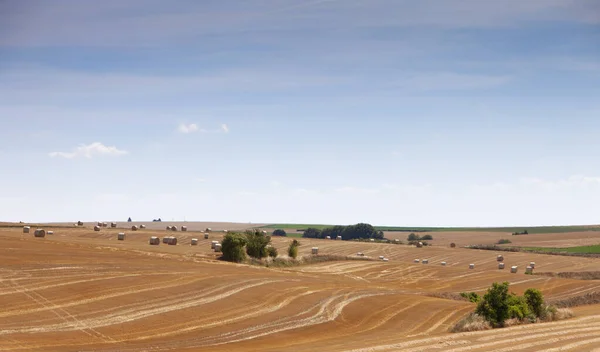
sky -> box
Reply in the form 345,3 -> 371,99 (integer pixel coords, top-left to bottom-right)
0,0 -> 599,226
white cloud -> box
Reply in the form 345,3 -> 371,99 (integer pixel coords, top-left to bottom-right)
49,142 -> 128,159
221,124 -> 230,133
178,123 -> 199,134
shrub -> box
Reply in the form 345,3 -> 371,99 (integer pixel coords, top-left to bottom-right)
288,239 -> 300,259
221,233 -> 248,263
272,229 -> 287,237
450,313 -> 491,333
507,294 -> 532,321
421,234 -> 433,240
460,292 -> 481,303
267,246 -> 278,258
476,282 -> 511,327
407,233 -> 419,241
524,288 -> 544,318
245,229 -> 271,259
497,239 -> 512,244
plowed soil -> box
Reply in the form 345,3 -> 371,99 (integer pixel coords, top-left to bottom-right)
2,225 -> 600,351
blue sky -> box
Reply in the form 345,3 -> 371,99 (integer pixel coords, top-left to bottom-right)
0,0 -> 599,226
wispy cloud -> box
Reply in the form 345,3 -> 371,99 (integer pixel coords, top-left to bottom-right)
178,123 -> 199,134
49,142 -> 128,159
221,124 -> 230,133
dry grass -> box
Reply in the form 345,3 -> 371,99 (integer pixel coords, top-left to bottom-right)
535,271 -> 600,280
551,292 -> 600,308
426,292 -> 469,302
450,313 -> 491,332
247,254 -> 375,268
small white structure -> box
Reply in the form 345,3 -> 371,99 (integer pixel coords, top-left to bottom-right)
325,236 -> 331,239
23,226 -> 30,234
414,259 -> 420,263
379,255 -> 385,260
383,258 -> 389,262
131,225 -> 138,231
497,255 -> 504,262
204,233 -> 209,239
149,236 -> 160,245
336,236 -> 342,240
191,238 -> 198,245
511,266 -> 518,273
441,261 -> 447,266
498,263 -> 505,269
312,247 -> 319,255
94,225 -> 101,231
181,226 -> 188,232
422,259 -> 429,264
118,233 -> 126,241
526,266 -> 534,274
469,264 -> 475,269
34,229 -> 46,237
214,243 -> 222,252
211,240 -> 219,249
370,238 -> 375,242
47,231 -> 54,235
529,262 -> 536,269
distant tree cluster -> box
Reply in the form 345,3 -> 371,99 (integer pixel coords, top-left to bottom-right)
221,229 -> 275,263
302,223 -> 384,241
407,233 -> 433,241
512,230 -> 529,236
272,229 -> 287,237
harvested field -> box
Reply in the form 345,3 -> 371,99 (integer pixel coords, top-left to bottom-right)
3,225 -> 600,351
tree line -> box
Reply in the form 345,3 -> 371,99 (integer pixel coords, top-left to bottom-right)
302,223 -> 384,241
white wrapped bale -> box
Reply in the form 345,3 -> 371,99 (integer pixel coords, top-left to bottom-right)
336,236 -> 342,240
23,226 -> 30,233
511,266 -> 518,273
526,266 -> 534,274
47,231 -> 54,235
529,262 -> 536,269
191,238 -> 198,245
214,243 -> 222,252
422,259 -> 429,264
383,258 -> 389,262
379,255 -> 385,260
414,259 -> 420,263
469,264 -> 475,269
325,236 -> 331,239
211,240 -> 219,249
441,261 -> 447,266
118,233 -> 125,241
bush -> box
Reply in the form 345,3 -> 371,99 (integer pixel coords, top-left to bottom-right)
321,225 -> 345,240
476,282 -> 511,327
407,233 -> 418,241
497,239 -> 512,244
288,239 -> 300,259
245,229 -> 271,259
507,294 -> 532,321
221,233 -> 248,263
450,313 -> 491,333
272,229 -> 287,237
341,223 -> 383,240
460,292 -> 481,303
421,234 -> 433,240
267,246 -> 278,258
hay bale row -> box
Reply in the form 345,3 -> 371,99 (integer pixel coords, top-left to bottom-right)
149,236 -> 160,245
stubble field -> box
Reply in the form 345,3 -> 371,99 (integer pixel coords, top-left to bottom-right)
2,222 -> 600,351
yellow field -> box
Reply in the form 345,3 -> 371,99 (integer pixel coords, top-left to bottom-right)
2,224 -> 600,351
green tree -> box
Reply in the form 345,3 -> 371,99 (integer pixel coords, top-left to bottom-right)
221,233 -> 248,263
507,294 -> 531,321
272,229 -> 287,237
342,223 -> 380,240
321,225 -> 346,240
288,239 -> 300,259
421,234 -> 433,240
476,282 -> 511,327
524,288 -> 544,318
245,229 -> 271,259
407,233 -> 419,241
302,228 -> 322,238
